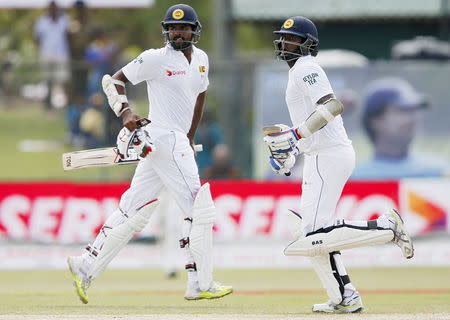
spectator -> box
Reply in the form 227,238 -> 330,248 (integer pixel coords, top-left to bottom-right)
66,99 -> 84,147
68,0 -> 94,105
34,0 -> 71,109
352,77 -> 448,179
203,144 -> 241,179
79,92 -> 105,148
85,27 -> 121,97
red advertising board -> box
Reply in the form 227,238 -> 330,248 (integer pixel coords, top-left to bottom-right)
0,180 -> 402,243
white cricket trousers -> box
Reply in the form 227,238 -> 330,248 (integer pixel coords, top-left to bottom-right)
300,144 -> 355,235
119,125 -> 201,217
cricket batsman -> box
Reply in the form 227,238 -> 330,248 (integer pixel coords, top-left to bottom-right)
67,4 -> 232,303
263,16 -> 414,313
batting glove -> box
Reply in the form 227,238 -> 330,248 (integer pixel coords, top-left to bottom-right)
132,129 -> 154,158
269,152 -> 296,176
116,127 -> 135,159
263,127 -> 302,154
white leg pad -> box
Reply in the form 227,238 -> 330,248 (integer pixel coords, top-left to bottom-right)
189,183 -> 216,291
285,226 -> 393,257
88,200 -> 158,279
310,254 -> 343,304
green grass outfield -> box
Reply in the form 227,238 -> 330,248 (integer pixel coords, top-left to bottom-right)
0,268 -> 449,316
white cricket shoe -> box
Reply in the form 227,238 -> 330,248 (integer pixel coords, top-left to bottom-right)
312,290 -> 364,313
388,209 -> 414,259
67,256 -> 91,304
184,281 -> 233,300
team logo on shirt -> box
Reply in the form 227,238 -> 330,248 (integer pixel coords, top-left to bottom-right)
172,9 -> 184,19
199,65 -> 206,73
303,72 -> 319,85
166,70 -> 187,76
283,19 -> 294,29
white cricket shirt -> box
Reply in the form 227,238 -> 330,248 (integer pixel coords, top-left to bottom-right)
122,45 -> 209,134
285,55 -> 351,153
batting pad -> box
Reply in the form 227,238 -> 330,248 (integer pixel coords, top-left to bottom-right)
284,225 -> 394,257
310,254 -> 343,304
189,183 -> 216,291
89,200 -> 159,279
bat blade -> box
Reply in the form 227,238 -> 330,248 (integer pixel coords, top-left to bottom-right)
62,147 -> 139,171
62,144 -> 203,171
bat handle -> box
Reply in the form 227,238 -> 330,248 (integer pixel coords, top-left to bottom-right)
136,118 -> 151,128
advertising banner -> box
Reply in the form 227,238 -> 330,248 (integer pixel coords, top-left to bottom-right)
0,180 -> 407,243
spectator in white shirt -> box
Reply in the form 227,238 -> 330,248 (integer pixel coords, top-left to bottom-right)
34,1 -> 71,109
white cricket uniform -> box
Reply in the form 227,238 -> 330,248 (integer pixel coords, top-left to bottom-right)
120,44 -> 209,217
286,55 -> 354,235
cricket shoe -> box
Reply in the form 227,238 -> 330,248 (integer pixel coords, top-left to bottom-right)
312,290 -> 364,313
67,256 -> 91,304
387,209 -> 414,259
184,281 -> 233,300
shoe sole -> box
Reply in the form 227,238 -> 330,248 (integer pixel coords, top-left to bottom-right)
185,288 -> 233,300
67,257 -> 89,304
390,209 -> 414,259
313,305 -> 364,313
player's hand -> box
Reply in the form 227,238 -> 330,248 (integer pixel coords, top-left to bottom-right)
121,109 -> 140,131
269,152 -> 295,176
132,129 -> 154,158
116,127 -> 134,159
263,127 -> 301,153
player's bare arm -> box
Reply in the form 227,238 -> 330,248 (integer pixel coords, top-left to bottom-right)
187,90 -> 207,149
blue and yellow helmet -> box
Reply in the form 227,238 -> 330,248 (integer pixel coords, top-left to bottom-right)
161,4 -> 202,50
274,16 -> 319,61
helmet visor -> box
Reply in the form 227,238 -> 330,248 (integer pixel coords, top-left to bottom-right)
273,35 -> 318,61
162,24 -> 201,51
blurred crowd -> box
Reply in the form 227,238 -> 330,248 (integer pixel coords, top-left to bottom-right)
33,0 -> 122,148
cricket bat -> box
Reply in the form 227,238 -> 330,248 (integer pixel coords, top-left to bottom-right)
62,117 -> 203,171
62,145 -> 203,171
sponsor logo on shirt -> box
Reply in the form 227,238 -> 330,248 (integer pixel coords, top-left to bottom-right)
166,70 -> 186,76
199,65 -> 206,73
303,72 -> 319,85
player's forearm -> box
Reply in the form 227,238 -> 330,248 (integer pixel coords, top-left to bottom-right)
187,91 -> 207,141
296,98 -> 344,138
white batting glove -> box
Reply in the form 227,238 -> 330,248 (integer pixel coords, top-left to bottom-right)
116,127 -> 135,159
269,152 -> 295,176
131,129 -> 154,158
263,127 -> 302,154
